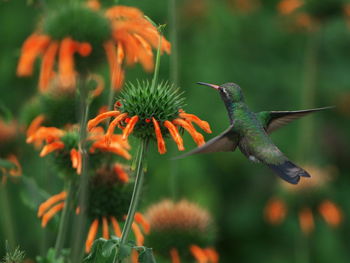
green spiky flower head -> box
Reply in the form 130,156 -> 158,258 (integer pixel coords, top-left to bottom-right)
116,80 -> 185,139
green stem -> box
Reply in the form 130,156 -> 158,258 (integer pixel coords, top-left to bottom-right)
297,31 -> 319,160
54,181 -> 73,257
169,0 -> 179,200
114,139 -> 149,263
0,185 -> 16,249
71,78 -> 91,262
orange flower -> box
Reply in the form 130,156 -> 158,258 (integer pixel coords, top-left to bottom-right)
17,35 -> 92,92
104,6 -> 171,89
87,109 -> 211,154
319,200 -> 343,227
17,4 -> 171,92
26,124 -> 131,174
298,207 -> 314,235
264,197 -> 287,225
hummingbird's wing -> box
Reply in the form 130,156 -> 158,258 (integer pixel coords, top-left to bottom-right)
173,124 -> 239,159
257,106 -> 334,133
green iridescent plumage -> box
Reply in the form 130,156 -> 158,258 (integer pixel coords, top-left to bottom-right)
178,82 -> 333,184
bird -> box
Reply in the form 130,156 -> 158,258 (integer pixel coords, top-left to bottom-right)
176,82 -> 334,184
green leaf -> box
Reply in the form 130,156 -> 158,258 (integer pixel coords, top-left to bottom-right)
138,248 -> 157,263
101,239 -> 118,258
84,238 -> 106,263
20,177 -> 51,212
118,243 -> 132,260
36,248 -> 69,263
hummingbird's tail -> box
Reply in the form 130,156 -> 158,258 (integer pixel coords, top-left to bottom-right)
267,160 -> 311,184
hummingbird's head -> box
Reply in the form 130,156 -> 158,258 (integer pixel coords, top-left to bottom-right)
197,82 -> 244,103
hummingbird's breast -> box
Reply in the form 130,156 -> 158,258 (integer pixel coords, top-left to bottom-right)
234,107 -> 281,163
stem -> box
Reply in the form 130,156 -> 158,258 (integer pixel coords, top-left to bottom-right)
0,185 -> 16,249
71,78 -> 91,262
297,31 -> 319,160
54,181 -> 73,256
113,139 -> 149,263
169,0 -> 179,200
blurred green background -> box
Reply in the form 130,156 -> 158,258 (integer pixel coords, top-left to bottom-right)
1,0 -> 350,262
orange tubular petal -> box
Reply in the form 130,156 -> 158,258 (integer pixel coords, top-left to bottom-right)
164,121 -> 184,151
110,216 -> 122,237
40,141 -> 65,157
131,222 -> 144,246
134,212 -> 150,234
59,37 -> 77,89
152,118 -> 166,154
319,200 -> 343,227
26,115 -> 45,138
299,207 -> 314,235
179,112 -> 212,134
203,248 -> 219,263
102,217 -> 110,239
131,250 -> 138,263
122,115 -> 139,140
17,34 -> 51,76
38,191 -> 67,217
189,245 -> 208,263
26,126 -> 64,145
170,248 -> 181,263
41,202 -> 65,227
70,148 -> 82,175
104,41 -> 125,90
87,111 -> 121,131
39,41 -> 59,92
133,34 -> 154,72
90,141 -> 131,160
173,118 -> 205,146
105,113 -> 128,145
114,164 -> 129,183
85,219 -> 99,253
105,6 -> 144,19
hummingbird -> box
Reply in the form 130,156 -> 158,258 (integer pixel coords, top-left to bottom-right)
177,82 -> 333,184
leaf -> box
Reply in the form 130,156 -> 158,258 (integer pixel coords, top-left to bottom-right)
84,238 -> 117,263
101,240 -> 118,258
84,238 -> 106,263
138,248 -> 157,263
36,248 -> 68,263
20,176 -> 51,212
118,243 -> 132,260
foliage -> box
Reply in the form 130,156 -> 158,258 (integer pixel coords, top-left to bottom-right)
84,237 -> 156,263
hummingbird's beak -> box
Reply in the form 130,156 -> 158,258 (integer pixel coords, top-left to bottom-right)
196,82 -> 220,90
